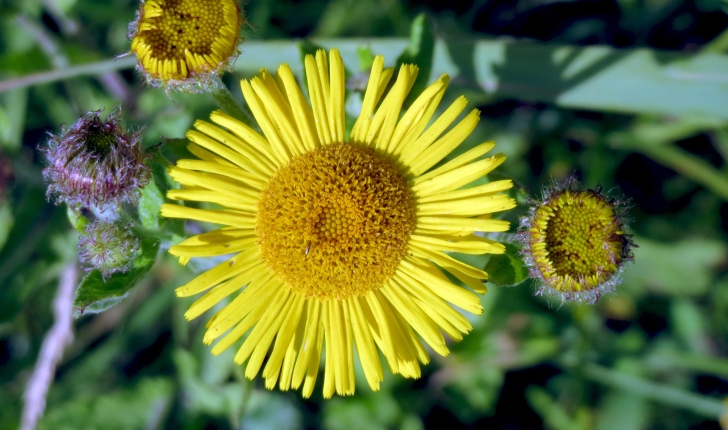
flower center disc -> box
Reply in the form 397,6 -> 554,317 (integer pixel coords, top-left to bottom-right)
535,190 -> 624,291
257,143 -> 416,300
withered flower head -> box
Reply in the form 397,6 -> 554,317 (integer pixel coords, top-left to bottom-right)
129,0 -> 244,92
516,177 -> 634,304
78,220 -> 141,279
43,107 -> 151,209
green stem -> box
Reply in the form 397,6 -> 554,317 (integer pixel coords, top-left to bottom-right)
648,351 -> 728,379
0,56 -> 137,93
632,142 -> 728,201
209,80 -> 255,128
581,363 -> 727,419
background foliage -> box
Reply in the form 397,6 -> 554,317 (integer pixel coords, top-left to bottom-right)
1,0 -> 728,428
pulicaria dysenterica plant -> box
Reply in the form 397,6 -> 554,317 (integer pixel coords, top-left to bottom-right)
42,107 -> 150,210
517,178 -> 634,304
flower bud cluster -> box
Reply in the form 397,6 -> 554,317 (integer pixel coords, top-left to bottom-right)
43,107 -> 149,278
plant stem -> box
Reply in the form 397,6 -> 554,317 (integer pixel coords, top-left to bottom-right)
0,56 -> 137,93
209,81 -> 255,128
633,142 -> 728,201
20,263 -> 78,430
581,363 -> 727,419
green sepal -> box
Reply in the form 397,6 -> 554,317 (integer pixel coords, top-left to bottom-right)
484,242 -> 530,287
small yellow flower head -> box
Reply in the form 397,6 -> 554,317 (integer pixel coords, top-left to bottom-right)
42,108 -> 151,209
129,0 -> 244,92
78,220 -> 141,279
516,178 -> 634,304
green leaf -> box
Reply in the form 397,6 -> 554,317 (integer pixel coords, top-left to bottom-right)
40,377 -> 174,430
138,178 -> 164,230
357,45 -> 376,71
73,236 -> 160,317
229,39 -> 728,119
396,14 -> 435,102
160,137 -> 194,160
142,146 -> 185,238
484,242 -> 529,287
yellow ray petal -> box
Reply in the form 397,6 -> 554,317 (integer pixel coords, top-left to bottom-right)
305,54 -> 333,145
240,78 -> 291,164
174,249 -> 260,297
350,55 -> 385,143
411,154 -> 507,198
416,179 -> 512,203
277,64 -> 320,151
399,259 -> 483,315
160,204 -> 255,229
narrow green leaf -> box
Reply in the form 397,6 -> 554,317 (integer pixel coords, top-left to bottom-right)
73,236 -> 160,317
484,242 -> 529,287
396,14 -> 435,102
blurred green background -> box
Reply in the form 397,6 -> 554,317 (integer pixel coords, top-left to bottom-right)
1,0 -> 728,429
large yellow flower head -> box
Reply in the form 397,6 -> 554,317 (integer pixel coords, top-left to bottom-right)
129,0 -> 243,91
161,49 -> 516,398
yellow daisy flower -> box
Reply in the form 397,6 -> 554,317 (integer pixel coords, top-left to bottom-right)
161,49 -> 516,398
129,0 -> 243,91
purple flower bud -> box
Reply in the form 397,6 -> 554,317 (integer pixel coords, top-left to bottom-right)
42,107 -> 151,209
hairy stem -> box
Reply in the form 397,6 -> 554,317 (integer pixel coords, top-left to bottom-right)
209,79 -> 256,128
